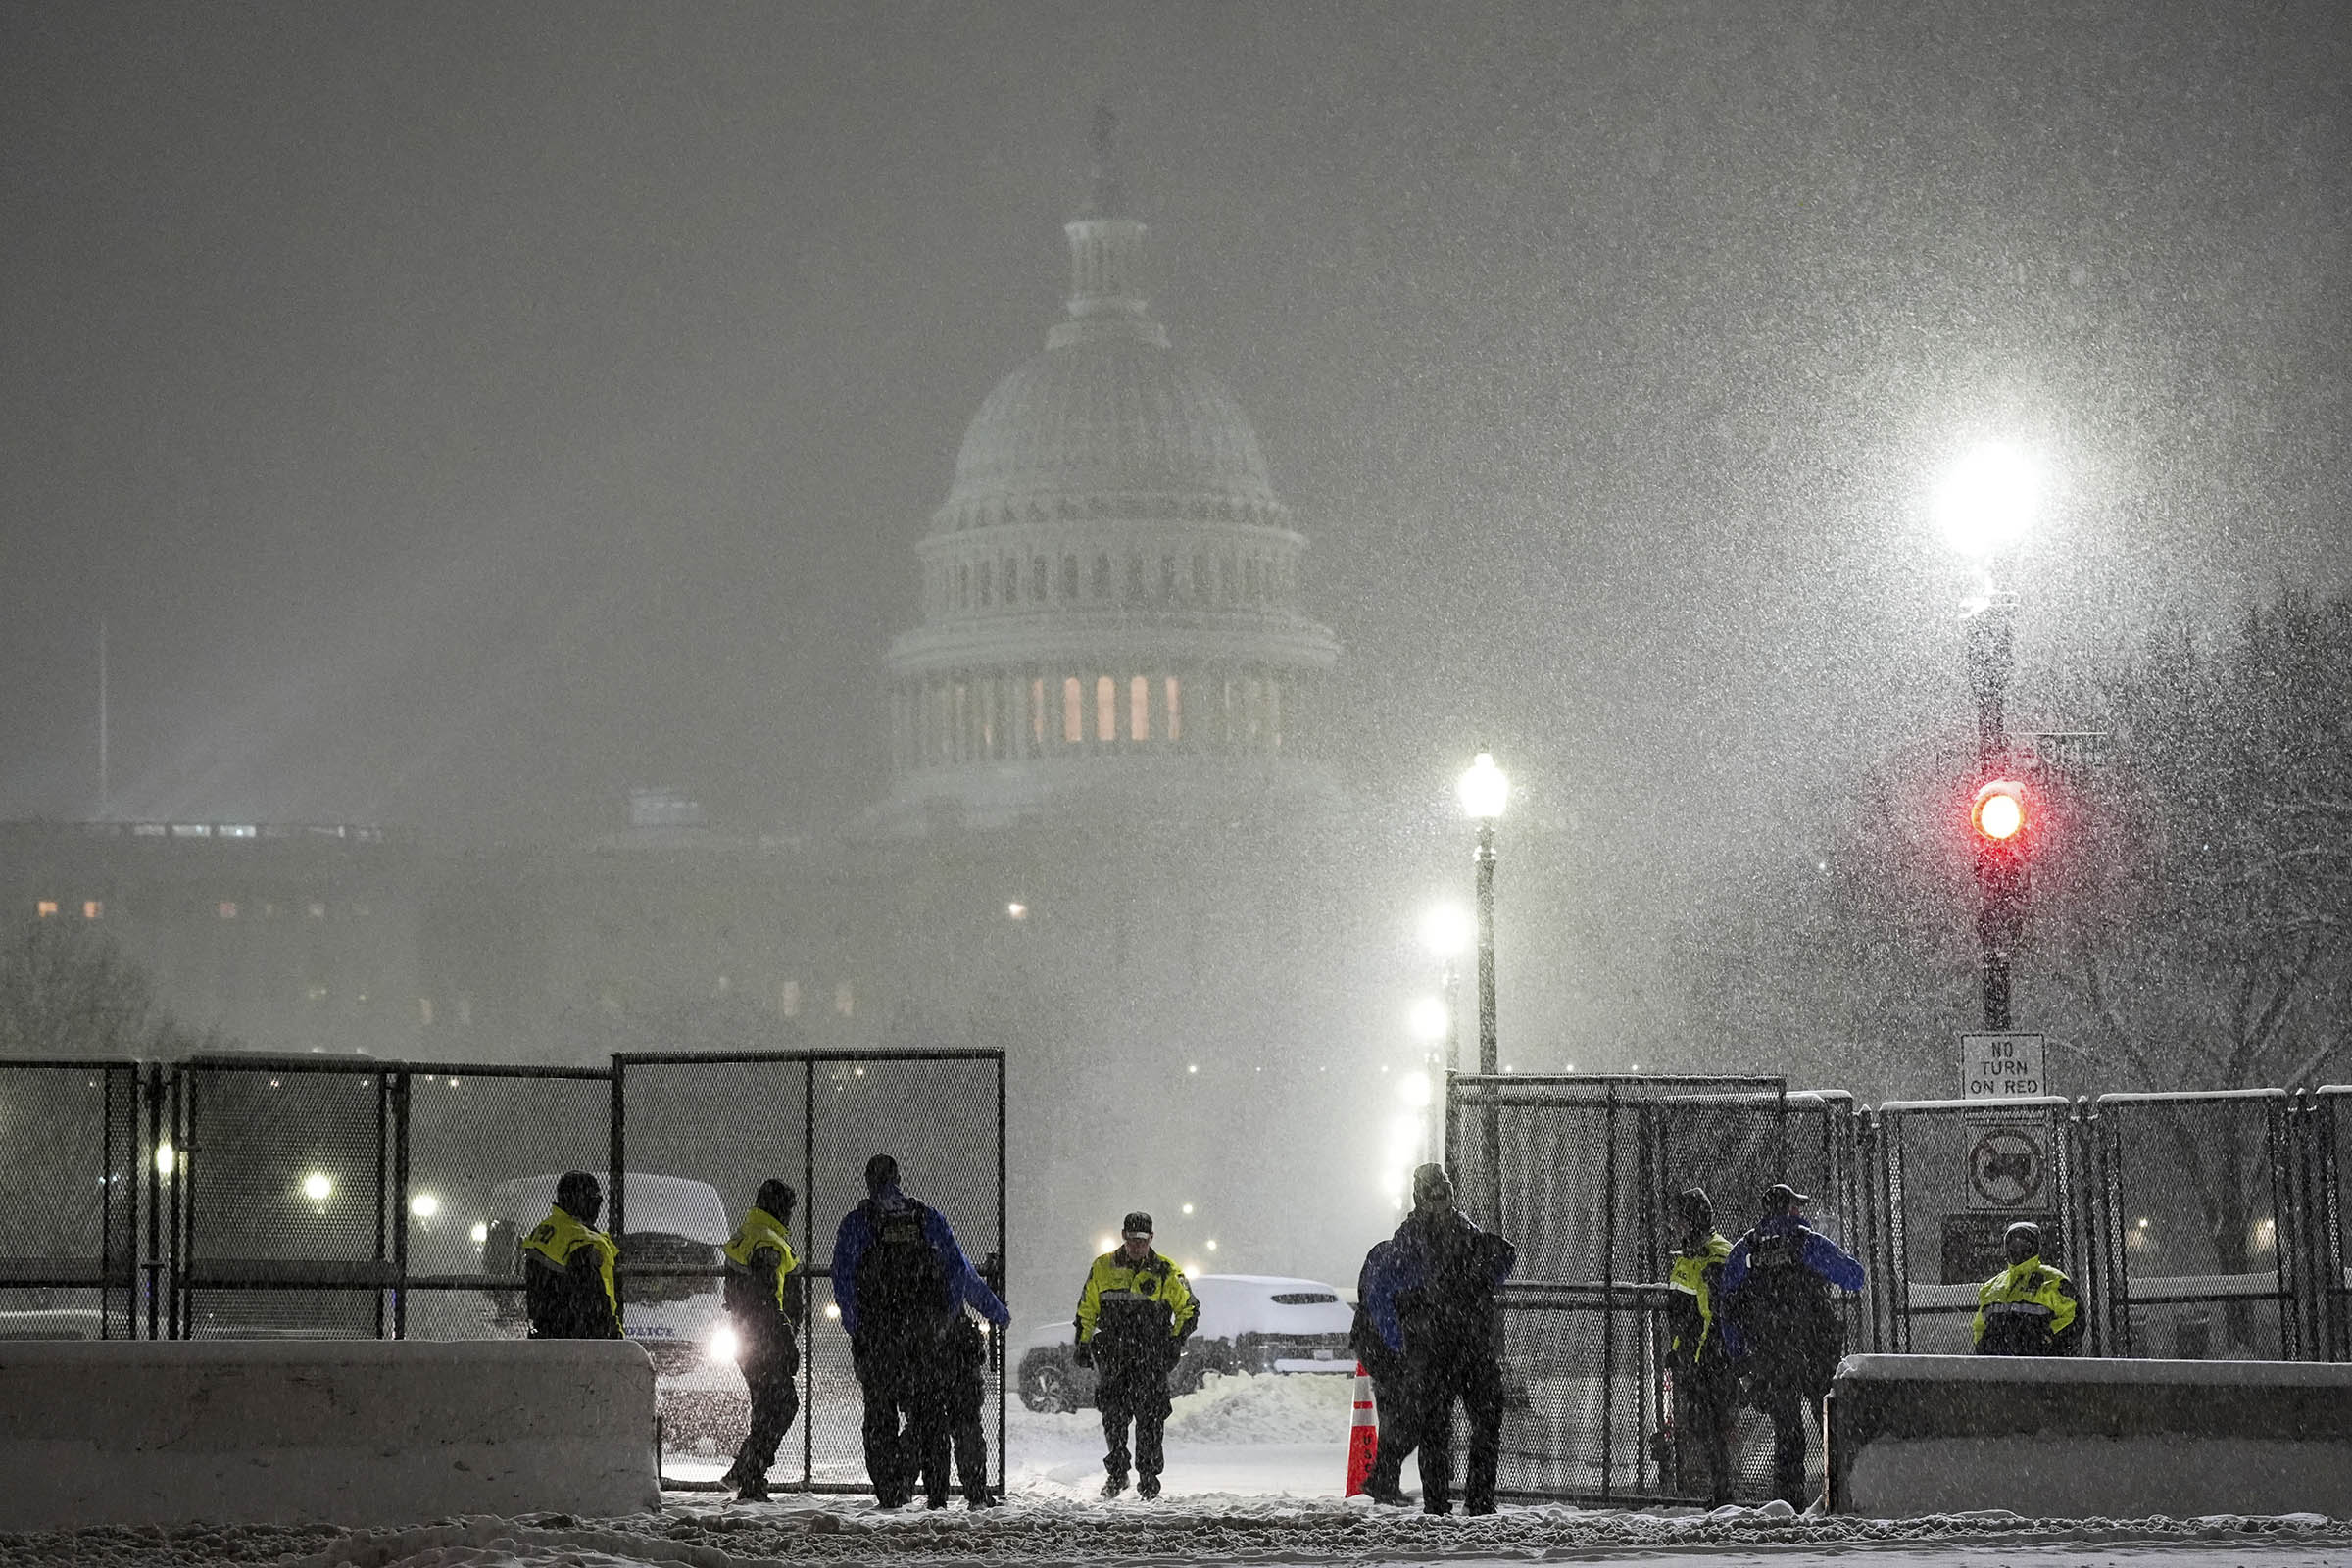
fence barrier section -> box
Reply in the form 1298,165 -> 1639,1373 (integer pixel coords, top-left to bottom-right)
12,1050 -> 2352,1506
0,1059 -> 140,1341
1447,1074 -> 1865,1504
2092,1090 -> 2302,1360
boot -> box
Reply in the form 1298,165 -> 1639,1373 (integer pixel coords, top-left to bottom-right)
1137,1476 -> 1161,1500
736,1474 -> 770,1502
1100,1474 -> 1126,1498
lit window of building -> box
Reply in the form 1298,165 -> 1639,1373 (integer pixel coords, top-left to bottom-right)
82,901 -> 103,920
1131,675 -> 1150,741
35,900 -> 57,918
1031,678 -> 1047,745
218,902 -> 238,920
1096,676 -> 1115,742
1063,677 -> 1083,744
1165,677 -> 1182,743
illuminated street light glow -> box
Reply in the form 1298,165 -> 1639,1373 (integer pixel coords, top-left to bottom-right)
1397,1070 -> 1433,1108
302,1171 -> 334,1203
155,1143 -> 176,1177
1933,442 -> 2039,560
409,1193 -> 441,1220
470,1221 -> 490,1245
1005,902 -> 1028,919
1419,903 -> 1472,958
1181,1202 -> 1195,1215
1457,751 -> 1508,819
1205,1239 -> 1218,1251
709,1322 -> 740,1363
1407,995 -> 1449,1043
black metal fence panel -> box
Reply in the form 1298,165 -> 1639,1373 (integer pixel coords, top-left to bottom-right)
1863,1096 -> 2081,1357
613,1050 -> 1006,1494
177,1056 -> 396,1339
2093,1090 -> 2300,1360
1447,1075 -> 1862,1503
2315,1088 -> 2350,1362
398,1063 -> 615,1343
0,1060 -> 140,1340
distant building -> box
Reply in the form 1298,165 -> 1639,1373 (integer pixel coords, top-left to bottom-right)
0,119 -> 1398,1289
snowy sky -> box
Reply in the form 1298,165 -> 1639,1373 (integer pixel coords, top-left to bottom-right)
3,1 -> 2345,910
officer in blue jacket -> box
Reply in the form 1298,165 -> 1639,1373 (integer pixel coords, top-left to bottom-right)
1363,1163 -> 1518,1516
831,1154 -> 1007,1509
1722,1183 -> 1865,1509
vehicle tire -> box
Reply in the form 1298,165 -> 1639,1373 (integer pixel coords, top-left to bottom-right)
1020,1350 -> 1083,1414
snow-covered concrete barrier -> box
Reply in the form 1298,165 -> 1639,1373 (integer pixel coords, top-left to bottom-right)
0,1339 -> 659,1530
1827,1353 -> 2352,1518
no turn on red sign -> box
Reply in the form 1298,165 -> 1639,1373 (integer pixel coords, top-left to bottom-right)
1961,1032 -> 2047,1100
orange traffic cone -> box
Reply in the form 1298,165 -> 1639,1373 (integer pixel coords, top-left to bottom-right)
1345,1361 -> 1379,1497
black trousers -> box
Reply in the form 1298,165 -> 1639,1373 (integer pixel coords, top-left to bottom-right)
733,1337 -> 801,1480
1097,1365 -> 1172,1482
1402,1344 -> 1504,1514
1750,1380 -> 1819,1508
1672,1358 -> 1739,1505
1366,1368 -> 1415,1496
856,1338 -> 949,1506
944,1357 -> 990,1501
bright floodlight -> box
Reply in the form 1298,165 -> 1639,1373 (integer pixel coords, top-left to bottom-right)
1407,995 -> 1450,1043
1933,442 -> 2039,559
709,1322 -> 740,1364
1396,1071 -> 1433,1108
302,1171 -> 334,1203
1458,751 -> 1508,819
1419,903 -> 1473,958
409,1193 -> 440,1220
469,1221 -> 490,1245
154,1142 -> 176,1177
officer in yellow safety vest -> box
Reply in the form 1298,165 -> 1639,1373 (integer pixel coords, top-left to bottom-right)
719,1178 -> 803,1501
1973,1220 -> 2082,1355
1662,1187 -> 1740,1506
522,1170 -> 621,1340
1074,1212 -> 1198,1500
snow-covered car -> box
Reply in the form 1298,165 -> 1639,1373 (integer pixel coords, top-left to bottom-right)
483,1172 -> 731,1377
1016,1272 -> 1355,1413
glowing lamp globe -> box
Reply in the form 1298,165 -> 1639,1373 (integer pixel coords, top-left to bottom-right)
1933,443 -> 2039,560
1457,752 -> 1508,820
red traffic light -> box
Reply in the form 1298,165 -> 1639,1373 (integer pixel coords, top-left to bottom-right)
1972,779 -> 2028,842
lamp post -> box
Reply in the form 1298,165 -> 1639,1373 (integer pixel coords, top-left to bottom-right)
1415,903 -> 1471,1167
1456,750 -> 1508,1220
1934,444 -> 2039,1030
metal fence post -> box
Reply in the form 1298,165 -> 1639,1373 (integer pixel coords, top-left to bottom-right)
609,1056 -> 625,1338
392,1069 -> 411,1340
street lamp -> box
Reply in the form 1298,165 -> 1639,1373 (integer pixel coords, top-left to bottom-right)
1456,752 -> 1507,1075
1456,749 -> 1507,1222
1935,442 -> 2040,1029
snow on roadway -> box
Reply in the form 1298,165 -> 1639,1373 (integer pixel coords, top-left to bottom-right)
4,1376 -> 2350,1567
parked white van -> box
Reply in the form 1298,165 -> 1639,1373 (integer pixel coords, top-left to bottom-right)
483,1172 -> 731,1376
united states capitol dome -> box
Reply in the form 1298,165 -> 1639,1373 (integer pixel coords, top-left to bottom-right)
943,337 -> 1277,517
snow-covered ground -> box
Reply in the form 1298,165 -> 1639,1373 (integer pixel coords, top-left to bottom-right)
5,1374 -> 2350,1567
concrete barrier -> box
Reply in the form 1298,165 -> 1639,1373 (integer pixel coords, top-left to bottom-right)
0,1339 -> 659,1530
1828,1353 -> 2352,1518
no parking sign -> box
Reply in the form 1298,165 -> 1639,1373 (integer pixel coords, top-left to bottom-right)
1962,1120 -> 2047,1210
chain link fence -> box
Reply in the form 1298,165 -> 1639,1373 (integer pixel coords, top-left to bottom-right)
1448,1075 -> 1866,1504
2092,1090 -> 2301,1359
1859,1095 -> 2086,1356
2313,1088 -> 2351,1362
0,1060 -> 139,1341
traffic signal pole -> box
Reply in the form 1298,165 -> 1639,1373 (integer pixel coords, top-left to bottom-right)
1966,592 -> 2022,1029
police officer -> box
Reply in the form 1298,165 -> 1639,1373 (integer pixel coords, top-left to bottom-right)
719,1178 -> 803,1501
1074,1212 -> 1198,1499
1974,1220 -> 2082,1356
521,1170 -> 621,1340
832,1154 -> 1005,1510
1722,1183 -> 1864,1510
936,1250 -> 1006,1508
1350,1236 -> 1414,1506
1363,1163 -> 1518,1517
1662,1187 -> 1740,1506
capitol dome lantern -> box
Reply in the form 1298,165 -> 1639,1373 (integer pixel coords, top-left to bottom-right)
879,111 -> 1339,832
